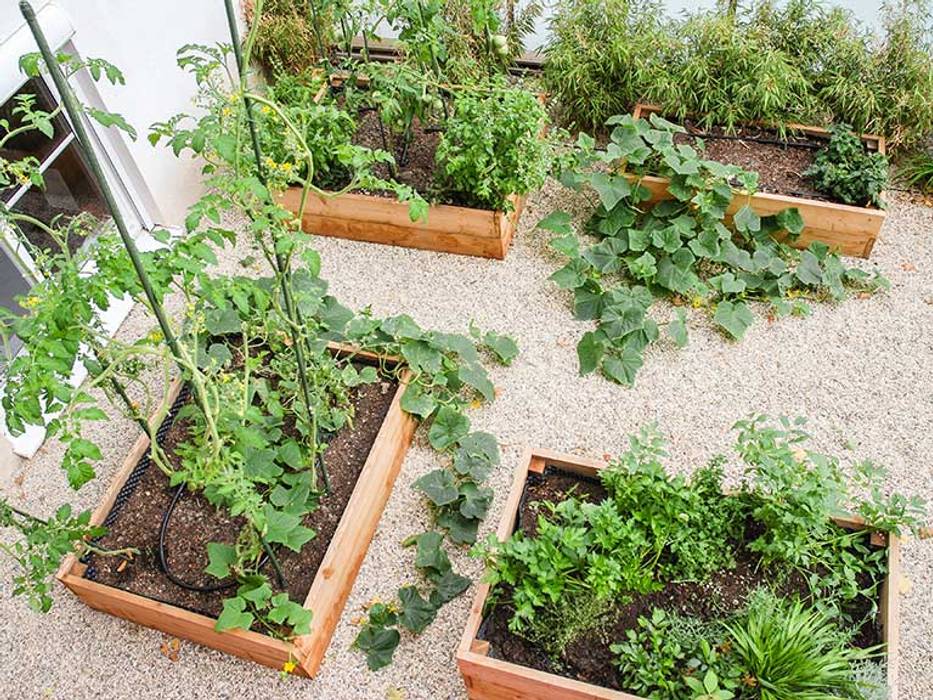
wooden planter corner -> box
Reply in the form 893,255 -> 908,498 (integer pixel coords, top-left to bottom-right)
629,104 -> 888,259
279,188 -> 527,260
57,344 -> 417,678
457,448 -> 902,700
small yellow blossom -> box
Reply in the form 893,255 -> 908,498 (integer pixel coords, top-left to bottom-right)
282,660 -> 297,674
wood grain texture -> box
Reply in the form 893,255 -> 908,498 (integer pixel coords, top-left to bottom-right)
629,104 -> 887,258
278,188 -> 525,259
457,448 -> 902,699
57,345 -> 417,678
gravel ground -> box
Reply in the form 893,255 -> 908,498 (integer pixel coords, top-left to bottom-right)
1,186 -> 932,700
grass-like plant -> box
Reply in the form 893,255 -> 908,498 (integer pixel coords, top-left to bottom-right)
724,595 -> 876,700
543,0 -> 933,148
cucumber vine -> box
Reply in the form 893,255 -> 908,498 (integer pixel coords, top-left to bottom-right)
538,114 -> 888,386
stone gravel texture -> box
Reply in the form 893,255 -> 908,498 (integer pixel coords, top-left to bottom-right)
1,186 -> 932,700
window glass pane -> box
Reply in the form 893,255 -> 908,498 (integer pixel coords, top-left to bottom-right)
10,141 -> 111,255
0,78 -> 71,190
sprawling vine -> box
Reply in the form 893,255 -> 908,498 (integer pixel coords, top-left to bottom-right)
538,114 -> 887,386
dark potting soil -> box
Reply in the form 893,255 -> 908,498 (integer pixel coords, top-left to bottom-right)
479,466 -> 886,692
86,373 -> 398,623
675,121 -> 831,202
345,100 -> 488,210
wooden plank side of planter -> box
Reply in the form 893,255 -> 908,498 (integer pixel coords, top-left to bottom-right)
629,104 -> 887,258
457,448 -> 902,700
56,344 -> 417,678
291,365 -> 417,676
278,188 -> 525,260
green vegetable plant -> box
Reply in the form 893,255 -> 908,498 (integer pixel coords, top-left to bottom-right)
0,51 -> 160,613
804,125 -> 889,208
434,87 -> 550,211
1,15 -> 518,672
538,114 -> 887,386
478,417 -> 925,696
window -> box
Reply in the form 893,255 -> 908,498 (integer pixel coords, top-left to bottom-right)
0,70 -> 139,362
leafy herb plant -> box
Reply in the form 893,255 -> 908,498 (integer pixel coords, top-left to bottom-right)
804,125 -> 889,208
478,418 -> 925,698
435,87 -> 549,210
538,114 -> 886,386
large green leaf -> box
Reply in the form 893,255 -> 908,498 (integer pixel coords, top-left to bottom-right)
413,469 -> 459,506
713,300 -> 755,340
428,407 -> 470,450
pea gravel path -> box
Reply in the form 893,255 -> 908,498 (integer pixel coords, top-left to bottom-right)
2,185 -> 932,700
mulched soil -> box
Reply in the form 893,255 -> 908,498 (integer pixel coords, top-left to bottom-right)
676,120 -> 830,202
87,368 -> 398,624
479,466 -> 886,692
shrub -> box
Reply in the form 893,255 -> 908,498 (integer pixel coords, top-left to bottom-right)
804,125 -> 889,208
543,0 -> 673,130
543,0 -> 933,147
435,87 -> 550,210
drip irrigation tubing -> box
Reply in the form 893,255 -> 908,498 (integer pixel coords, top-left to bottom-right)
157,441 -> 332,593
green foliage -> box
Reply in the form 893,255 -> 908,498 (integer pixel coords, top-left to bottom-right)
612,608 -> 741,699
476,426 -> 742,632
441,0 -> 543,76
724,594 -> 876,699
540,115 -> 885,386
543,0 -> 672,131
479,417 -> 925,665
0,502 -> 106,613
435,87 -> 549,210
0,38 -> 515,659
352,530 -> 470,669
736,416 -> 925,620
897,152 -> 933,193
804,126 -> 889,208
149,43 -> 428,221
543,0 -> 933,148
603,427 -> 744,582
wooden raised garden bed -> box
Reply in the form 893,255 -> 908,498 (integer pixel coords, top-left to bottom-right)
57,344 -> 417,677
457,447 -> 902,700
277,81 -> 539,260
629,104 -> 887,259
279,187 -> 527,260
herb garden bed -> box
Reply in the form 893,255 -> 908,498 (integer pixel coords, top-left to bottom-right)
56,344 -> 417,677
277,84 -> 544,260
628,104 -> 887,258
457,448 -> 902,700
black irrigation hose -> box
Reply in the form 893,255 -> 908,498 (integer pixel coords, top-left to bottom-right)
157,441 -> 332,593
157,485 -> 284,593
684,127 -> 826,151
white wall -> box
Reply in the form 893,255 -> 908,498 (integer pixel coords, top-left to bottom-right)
0,1 -> 234,227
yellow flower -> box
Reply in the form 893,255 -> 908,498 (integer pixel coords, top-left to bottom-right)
21,296 -> 39,309
260,105 -> 272,115
282,660 -> 297,674
221,107 -> 232,118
